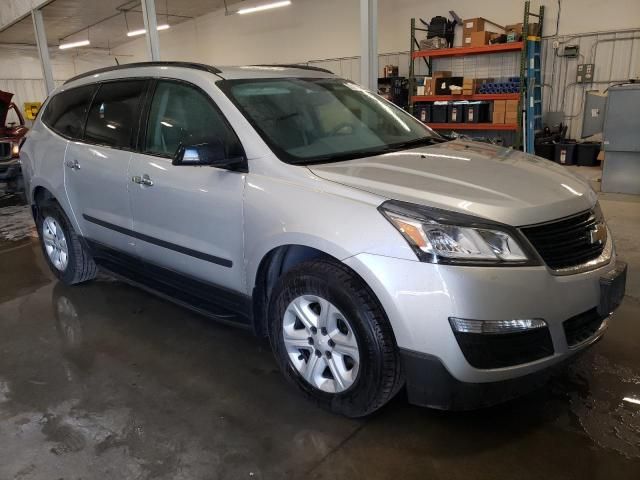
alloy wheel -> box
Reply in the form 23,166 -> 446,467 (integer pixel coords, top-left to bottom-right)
42,216 -> 69,271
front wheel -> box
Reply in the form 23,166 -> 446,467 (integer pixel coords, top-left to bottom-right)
269,260 -> 403,417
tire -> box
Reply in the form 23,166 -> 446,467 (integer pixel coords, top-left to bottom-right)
36,199 -> 97,285
268,259 -> 404,417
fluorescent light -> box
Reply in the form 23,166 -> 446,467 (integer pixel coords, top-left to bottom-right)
127,24 -> 171,37
59,39 -> 90,50
127,28 -> 146,37
623,396 -> 640,406
238,1 -> 291,15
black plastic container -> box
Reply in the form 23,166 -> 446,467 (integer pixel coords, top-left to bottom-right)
555,142 -> 577,165
535,142 -> 555,161
414,103 -> 431,123
448,103 -> 464,123
464,102 -> 490,123
575,142 -> 601,166
432,103 -> 449,123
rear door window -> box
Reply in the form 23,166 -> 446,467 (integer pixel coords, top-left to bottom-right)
42,85 -> 97,140
85,80 -> 147,149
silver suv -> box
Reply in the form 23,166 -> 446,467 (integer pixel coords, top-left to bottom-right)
21,62 -> 627,417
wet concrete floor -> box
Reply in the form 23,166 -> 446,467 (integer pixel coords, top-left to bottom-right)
1,169 -> 640,479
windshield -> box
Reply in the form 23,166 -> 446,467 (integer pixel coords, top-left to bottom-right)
218,78 -> 441,165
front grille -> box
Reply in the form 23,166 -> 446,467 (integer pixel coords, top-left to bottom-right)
563,308 -> 605,347
521,209 -> 605,270
452,328 -> 554,369
0,142 -> 11,161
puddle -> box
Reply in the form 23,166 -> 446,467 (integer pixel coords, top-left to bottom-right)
0,194 -> 34,243
564,353 -> 640,459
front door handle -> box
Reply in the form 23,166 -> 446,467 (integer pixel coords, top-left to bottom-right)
64,159 -> 80,170
132,174 -> 154,187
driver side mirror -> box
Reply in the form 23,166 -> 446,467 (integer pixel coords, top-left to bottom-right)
172,141 -> 246,172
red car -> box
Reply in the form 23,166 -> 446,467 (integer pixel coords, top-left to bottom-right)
0,90 -> 28,193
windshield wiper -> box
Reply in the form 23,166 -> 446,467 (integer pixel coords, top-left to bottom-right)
383,136 -> 445,152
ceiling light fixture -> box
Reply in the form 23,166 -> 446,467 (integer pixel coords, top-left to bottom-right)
127,24 -> 170,37
59,39 -> 91,50
237,1 -> 291,15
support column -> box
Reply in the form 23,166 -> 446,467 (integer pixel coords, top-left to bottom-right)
31,9 -> 54,95
141,0 -> 160,61
360,0 -> 378,90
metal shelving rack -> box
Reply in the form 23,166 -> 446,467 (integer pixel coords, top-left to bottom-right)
408,1 -> 544,148
519,2 -> 545,152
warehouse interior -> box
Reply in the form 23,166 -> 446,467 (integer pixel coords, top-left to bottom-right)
0,0 -> 639,478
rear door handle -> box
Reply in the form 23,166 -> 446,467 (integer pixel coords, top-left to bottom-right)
64,159 -> 80,170
132,174 -> 154,187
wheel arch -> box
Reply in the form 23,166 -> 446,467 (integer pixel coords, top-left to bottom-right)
31,184 -> 56,222
250,243 -> 391,341
251,244 -> 334,337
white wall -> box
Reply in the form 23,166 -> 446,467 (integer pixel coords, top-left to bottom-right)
113,0 -> 640,64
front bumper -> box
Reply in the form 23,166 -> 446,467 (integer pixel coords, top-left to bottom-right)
399,347 -> 586,410
0,158 -> 21,182
344,252 -> 625,407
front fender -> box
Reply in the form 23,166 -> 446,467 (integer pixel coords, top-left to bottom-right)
243,163 -> 418,293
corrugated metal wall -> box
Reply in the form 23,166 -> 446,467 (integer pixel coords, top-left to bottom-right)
541,29 -> 640,139
308,28 -> 640,141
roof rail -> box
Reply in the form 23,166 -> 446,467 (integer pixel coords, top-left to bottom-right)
254,64 -> 334,74
64,61 -> 222,85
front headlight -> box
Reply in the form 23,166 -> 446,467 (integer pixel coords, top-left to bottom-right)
379,200 -> 535,265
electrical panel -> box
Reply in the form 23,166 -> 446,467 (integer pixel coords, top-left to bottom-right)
577,64 -> 595,84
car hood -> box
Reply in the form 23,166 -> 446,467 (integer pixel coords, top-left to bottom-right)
308,140 -> 597,226
0,90 -> 13,127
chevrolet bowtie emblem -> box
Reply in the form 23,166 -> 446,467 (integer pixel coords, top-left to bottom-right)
589,223 -> 607,245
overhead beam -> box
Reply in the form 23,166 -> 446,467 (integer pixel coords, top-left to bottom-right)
360,0 -> 378,90
141,0 -> 161,61
0,0 -> 52,33
31,8 -> 54,95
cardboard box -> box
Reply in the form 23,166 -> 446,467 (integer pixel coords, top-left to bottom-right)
463,18 -> 488,34
505,111 -> 518,124
505,99 -> 519,112
493,100 -> 506,111
470,31 -> 492,47
492,110 -> 505,124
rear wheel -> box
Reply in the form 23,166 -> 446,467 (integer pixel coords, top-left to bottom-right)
36,200 -> 97,285
269,259 -> 403,417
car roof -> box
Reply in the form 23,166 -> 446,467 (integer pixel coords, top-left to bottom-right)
63,61 -> 335,87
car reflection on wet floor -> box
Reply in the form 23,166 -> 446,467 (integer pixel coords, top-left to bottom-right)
0,193 -> 639,479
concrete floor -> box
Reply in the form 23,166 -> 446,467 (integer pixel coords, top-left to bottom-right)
1,166 -> 639,480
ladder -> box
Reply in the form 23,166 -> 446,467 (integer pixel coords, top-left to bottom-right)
518,1 -> 544,153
